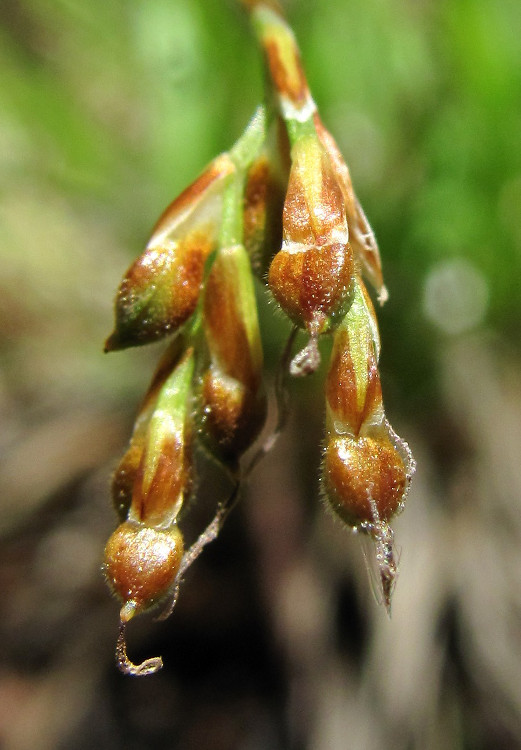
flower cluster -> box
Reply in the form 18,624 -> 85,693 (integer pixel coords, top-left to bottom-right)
103,1 -> 415,675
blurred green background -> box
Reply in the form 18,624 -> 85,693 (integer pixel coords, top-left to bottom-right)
1,1 -> 521,749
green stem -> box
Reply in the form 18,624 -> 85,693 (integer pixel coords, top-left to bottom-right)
220,105 -> 267,248
186,107 -> 267,342
229,105 -> 267,171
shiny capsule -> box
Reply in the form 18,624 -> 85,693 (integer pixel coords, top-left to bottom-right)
104,521 -> 184,621
268,134 -> 354,341
322,435 -> 408,528
322,277 -> 414,527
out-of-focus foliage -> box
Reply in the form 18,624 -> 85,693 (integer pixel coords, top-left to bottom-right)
3,0 -> 519,404
1,1 -> 521,749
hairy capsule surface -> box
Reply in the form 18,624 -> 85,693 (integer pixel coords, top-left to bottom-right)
321,273 -> 415,613
105,347 -> 194,622
268,134 -> 354,339
322,436 -> 408,527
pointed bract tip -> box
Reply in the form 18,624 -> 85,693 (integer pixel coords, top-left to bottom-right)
104,332 -> 121,353
381,570 -> 394,618
374,523 -> 399,616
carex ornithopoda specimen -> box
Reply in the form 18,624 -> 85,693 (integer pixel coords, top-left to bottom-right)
103,1 -> 415,676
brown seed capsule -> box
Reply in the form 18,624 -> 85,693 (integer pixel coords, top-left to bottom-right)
322,436 -> 407,528
112,444 -> 142,521
105,230 -> 213,351
269,240 -> 354,337
104,521 -> 184,619
268,134 -> 354,339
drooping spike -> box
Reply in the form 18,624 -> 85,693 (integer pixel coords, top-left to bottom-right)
321,276 -> 415,610
104,348 -> 195,672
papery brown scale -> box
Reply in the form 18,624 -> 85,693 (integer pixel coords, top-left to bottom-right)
282,149 -> 345,245
312,115 -> 357,217
281,174 -> 311,244
243,156 -> 284,274
326,329 -> 382,436
111,339 -> 186,520
150,154 -> 234,237
204,258 -> 257,389
313,114 -> 386,299
264,39 -> 309,108
202,370 -> 267,460
323,436 -> 407,527
112,444 -> 142,521
167,231 -> 213,321
244,157 -> 270,253
131,435 -> 191,528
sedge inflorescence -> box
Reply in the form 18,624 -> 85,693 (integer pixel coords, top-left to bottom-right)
103,0 -> 415,676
